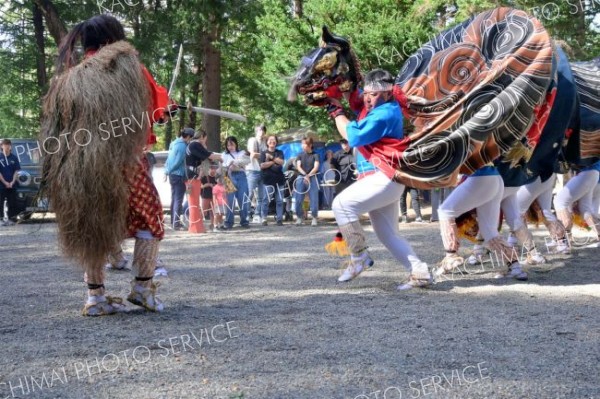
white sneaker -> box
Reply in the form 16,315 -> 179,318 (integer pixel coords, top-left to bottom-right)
467,244 -> 488,265
548,241 -> 570,254
524,250 -> 546,265
434,253 -> 464,276
397,262 -> 432,290
127,282 -> 164,312
338,253 -> 374,282
555,242 -> 571,254
494,262 -> 528,281
311,218 -> 318,227
154,267 -> 168,277
295,218 -> 303,226
105,258 -> 130,271
397,274 -> 433,290
252,216 -> 262,224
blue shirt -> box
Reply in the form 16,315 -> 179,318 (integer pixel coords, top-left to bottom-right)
346,102 -> 404,148
0,152 -> 20,189
472,165 -> 499,177
582,159 -> 600,173
164,138 -> 188,177
355,151 -> 375,175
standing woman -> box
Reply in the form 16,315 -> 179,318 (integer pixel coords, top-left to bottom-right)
185,130 -> 222,233
222,136 -> 251,229
260,135 -> 286,225
294,137 -> 320,226
40,14 -> 172,315
321,150 -> 336,210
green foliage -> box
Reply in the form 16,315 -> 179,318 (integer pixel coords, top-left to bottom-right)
2,0 -> 600,142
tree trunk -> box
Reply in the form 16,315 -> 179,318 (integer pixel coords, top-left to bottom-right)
165,119 -> 173,151
177,87 -> 186,136
293,0 -> 303,18
201,21 -> 221,153
34,0 -> 67,46
189,77 -> 201,130
573,3 -> 586,58
32,2 -> 47,91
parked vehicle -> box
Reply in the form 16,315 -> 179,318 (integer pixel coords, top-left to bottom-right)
1,138 -> 48,220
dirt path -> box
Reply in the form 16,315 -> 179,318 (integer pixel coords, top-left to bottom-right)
0,216 -> 598,399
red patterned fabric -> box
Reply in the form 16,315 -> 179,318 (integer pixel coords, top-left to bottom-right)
127,158 -> 165,240
142,65 -> 169,124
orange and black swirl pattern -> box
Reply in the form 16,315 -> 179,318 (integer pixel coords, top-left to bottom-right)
395,7 -> 554,188
568,59 -> 600,166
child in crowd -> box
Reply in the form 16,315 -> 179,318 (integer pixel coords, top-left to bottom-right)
200,163 -> 219,231
212,178 -> 227,231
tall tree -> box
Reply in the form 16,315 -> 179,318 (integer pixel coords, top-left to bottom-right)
33,0 -> 67,46
201,15 -> 222,152
32,2 -> 47,92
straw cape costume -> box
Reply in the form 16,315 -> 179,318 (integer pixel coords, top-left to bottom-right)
41,39 -> 169,316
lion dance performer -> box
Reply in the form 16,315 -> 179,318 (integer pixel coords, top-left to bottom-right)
40,15 -> 170,316
292,31 -> 433,289
292,8 -> 559,284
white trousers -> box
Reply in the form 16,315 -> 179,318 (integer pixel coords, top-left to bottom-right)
332,171 -> 422,270
438,175 -> 503,241
593,182 -> 600,215
516,174 -> 556,219
501,186 -> 523,232
554,169 -> 600,217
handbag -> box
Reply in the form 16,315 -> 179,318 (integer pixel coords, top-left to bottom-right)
223,175 -> 237,193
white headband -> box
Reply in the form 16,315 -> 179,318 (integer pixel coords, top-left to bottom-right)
363,82 -> 393,92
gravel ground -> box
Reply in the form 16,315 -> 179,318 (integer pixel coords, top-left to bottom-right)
0,212 -> 598,399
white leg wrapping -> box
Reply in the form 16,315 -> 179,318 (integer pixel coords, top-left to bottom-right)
485,236 -> 519,265
584,213 -> 600,238
338,221 -> 368,256
556,208 -> 573,233
440,218 -> 459,252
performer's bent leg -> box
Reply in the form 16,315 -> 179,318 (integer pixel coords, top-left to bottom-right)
592,182 -> 600,215
579,179 -> 600,240
503,188 -> 545,265
584,213 -> 600,241
555,170 -> 599,228
369,201 -> 431,289
436,176 -> 501,274
106,246 -> 129,270
333,172 -> 428,284
127,230 -> 164,312
517,175 -> 556,214
472,179 -> 527,280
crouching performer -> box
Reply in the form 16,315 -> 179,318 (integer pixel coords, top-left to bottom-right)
325,69 -> 432,289
40,15 -> 170,315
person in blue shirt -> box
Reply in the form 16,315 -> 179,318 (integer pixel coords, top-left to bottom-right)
164,128 -> 194,230
326,69 -> 432,290
0,139 -> 21,225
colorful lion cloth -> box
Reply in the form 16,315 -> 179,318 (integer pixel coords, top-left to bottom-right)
292,8 -> 556,189
562,57 -> 600,169
394,7 -> 555,189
